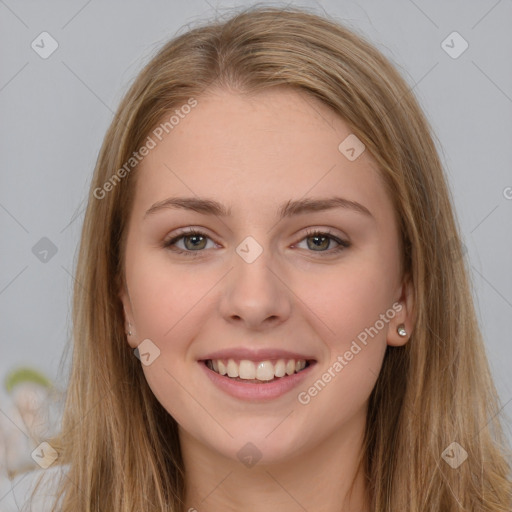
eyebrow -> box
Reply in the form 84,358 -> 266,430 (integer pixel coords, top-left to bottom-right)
144,196 -> 373,220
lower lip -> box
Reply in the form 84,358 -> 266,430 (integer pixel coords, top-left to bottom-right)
199,360 -> 316,401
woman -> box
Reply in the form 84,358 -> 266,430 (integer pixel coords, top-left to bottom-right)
25,5 -> 512,511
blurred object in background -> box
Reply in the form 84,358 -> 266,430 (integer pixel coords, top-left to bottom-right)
0,367 -> 64,480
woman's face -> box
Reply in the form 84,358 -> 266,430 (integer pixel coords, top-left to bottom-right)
120,87 -> 413,465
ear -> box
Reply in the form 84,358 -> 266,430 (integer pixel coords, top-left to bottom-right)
119,284 -> 137,348
387,273 -> 415,347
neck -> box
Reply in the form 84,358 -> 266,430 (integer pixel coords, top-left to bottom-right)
180,408 -> 370,512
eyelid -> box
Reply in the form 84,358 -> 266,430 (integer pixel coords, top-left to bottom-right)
162,227 -> 218,252
163,226 -> 351,256
301,227 -> 350,245
294,228 -> 351,255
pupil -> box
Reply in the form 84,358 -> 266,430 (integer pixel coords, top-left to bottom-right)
309,235 -> 328,250
185,235 -> 205,250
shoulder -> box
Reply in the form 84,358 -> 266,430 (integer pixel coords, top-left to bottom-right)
0,463 -> 69,512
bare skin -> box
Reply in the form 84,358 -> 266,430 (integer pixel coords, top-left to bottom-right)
120,87 -> 414,512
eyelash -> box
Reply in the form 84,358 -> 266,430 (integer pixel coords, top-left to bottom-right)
162,228 -> 351,257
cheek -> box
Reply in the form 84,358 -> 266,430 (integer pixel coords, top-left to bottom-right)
296,254 -> 399,352
125,252 -> 213,426
126,250 -> 214,342
292,263 -> 393,430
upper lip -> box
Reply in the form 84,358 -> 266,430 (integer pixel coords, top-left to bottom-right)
199,348 -> 317,362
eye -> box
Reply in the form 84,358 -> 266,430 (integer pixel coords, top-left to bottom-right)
295,229 -> 351,256
163,228 -> 216,257
162,228 -> 351,257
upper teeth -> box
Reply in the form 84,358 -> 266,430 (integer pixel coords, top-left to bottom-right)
207,359 -> 307,381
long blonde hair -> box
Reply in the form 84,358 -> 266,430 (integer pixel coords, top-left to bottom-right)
31,5 -> 511,511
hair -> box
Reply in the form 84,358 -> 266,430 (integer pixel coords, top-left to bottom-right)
26,4 -> 511,511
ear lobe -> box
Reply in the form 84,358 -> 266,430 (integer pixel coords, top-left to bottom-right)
387,275 -> 415,347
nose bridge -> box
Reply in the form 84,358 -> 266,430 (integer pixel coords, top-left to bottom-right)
232,234 -> 280,300
219,234 -> 292,328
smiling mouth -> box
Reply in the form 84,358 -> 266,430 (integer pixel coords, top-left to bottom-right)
202,358 -> 315,383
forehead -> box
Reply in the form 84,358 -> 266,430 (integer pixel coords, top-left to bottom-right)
131,87 -> 392,223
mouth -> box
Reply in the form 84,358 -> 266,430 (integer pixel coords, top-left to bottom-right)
201,358 -> 316,384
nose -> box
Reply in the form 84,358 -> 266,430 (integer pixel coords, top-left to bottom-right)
218,247 -> 292,331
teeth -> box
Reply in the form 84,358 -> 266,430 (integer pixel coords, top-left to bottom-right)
274,359 -> 286,378
295,360 -> 306,372
239,360 -> 256,379
206,358 -> 309,381
256,361 -> 275,381
218,360 -> 227,375
227,359 -> 239,378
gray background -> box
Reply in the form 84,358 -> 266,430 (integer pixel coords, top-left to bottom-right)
1,0 -> 511,438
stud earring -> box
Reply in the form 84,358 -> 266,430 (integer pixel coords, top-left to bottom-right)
127,323 -> 133,336
397,324 -> 407,337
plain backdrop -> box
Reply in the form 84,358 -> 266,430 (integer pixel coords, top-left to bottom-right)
1,0 -> 511,442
